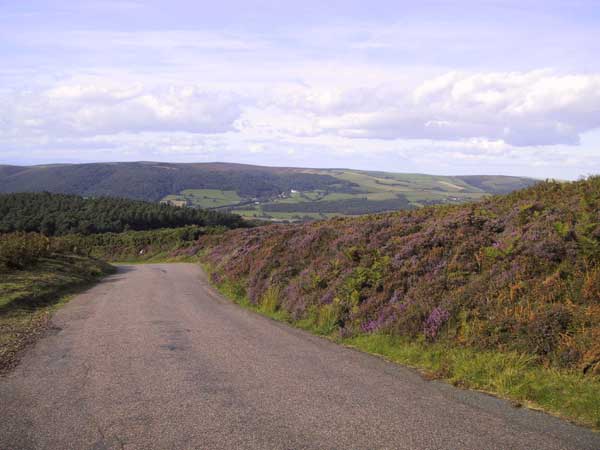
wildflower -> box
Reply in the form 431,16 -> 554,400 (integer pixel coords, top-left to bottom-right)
423,307 -> 450,339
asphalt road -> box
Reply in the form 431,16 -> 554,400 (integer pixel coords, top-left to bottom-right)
1,264 -> 598,450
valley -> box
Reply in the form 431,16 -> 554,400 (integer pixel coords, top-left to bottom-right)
0,163 -> 537,221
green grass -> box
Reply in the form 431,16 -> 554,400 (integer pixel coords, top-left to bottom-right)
160,171 -> 532,220
112,252 -> 202,265
0,255 -> 114,372
232,171 -> 499,221
162,189 -> 242,209
204,266 -> 600,430
344,334 -> 600,429
328,170 -> 490,202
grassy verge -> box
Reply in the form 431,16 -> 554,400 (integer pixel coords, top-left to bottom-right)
345,334 -> 600,429
203,266 -> 600,430
0,254 -> 114,373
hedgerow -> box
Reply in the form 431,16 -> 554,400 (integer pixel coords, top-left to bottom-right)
0,232 -> 51,270
0,226 -> 221,270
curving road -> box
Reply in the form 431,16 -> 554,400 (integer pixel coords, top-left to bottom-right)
1,264 -> 598,450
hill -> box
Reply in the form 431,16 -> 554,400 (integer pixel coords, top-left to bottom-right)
198,177 -> 600,426
0,162 -> 537,220
201,177 -> 600,375
0,192 -> 245,236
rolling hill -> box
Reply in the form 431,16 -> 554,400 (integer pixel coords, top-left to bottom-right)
0,162 -> 537,220
198,177 -> 600,427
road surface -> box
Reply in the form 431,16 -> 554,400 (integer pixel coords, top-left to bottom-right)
1,264 -> 598,450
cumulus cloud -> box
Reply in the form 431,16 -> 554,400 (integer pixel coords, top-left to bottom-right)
1,70 -> 600,168
271,71 -> 600,146
0,83 -> 243,137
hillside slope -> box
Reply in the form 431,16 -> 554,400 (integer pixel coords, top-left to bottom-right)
201,178 -> 600,376
0,162 -> 536,218
0,162 -> 356,201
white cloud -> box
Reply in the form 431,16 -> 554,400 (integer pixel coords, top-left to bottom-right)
2,71 -> 600,149
1,83 -> 243,136
1,70 -> 600,180
248,143 -> 264,153
268,71 -> 600,146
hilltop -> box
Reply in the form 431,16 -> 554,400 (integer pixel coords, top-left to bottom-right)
0,162 -> 536,220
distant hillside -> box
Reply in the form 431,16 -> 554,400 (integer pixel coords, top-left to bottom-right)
0,162 -> 356,201
0,192 -> 245,236
0,162 -> 537,219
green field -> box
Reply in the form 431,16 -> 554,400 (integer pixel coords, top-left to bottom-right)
162,189 -> 242,209
231,171 -> 494,220
160,169 -> 537,222
2,163 -> 533,222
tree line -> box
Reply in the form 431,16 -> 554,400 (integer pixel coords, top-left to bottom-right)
0,192 -> 246,236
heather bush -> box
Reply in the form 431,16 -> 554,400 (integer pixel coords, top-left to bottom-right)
423,307 -> 450,340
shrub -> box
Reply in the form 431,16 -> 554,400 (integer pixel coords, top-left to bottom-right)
0,232 -> 50,270
423,307 -> 450,340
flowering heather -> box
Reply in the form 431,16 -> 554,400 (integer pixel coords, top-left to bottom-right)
200,177 -> 600,375
320,291 -> 335,305
361,306 -> 398,333
423,307 -> 450,339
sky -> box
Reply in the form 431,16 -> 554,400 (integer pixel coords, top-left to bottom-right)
1,1 -> 600,179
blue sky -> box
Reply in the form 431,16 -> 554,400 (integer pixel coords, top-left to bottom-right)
1,1 -> 600,179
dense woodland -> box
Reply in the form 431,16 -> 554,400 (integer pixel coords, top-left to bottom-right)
0,192 -> 245,236
0,163 -> 359,201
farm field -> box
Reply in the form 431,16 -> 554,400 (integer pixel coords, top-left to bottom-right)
157,167 -> 537,221
162,189 -> 242,209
